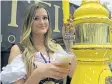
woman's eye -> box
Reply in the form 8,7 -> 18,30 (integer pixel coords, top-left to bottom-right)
43,17 -> 48,20
33,17 -> 39,20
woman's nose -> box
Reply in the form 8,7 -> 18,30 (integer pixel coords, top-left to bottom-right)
39,18 -> 44,24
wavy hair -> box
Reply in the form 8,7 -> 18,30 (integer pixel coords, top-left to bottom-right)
20,2 -> 53,77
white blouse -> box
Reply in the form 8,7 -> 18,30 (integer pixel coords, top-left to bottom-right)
0,50 -> 71,84
0,52 -> 52,84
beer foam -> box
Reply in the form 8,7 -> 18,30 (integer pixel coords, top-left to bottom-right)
52,50 -> 74,63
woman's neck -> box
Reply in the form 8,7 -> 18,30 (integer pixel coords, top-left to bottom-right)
32,34 -> 48,55
32,34 -> 45,49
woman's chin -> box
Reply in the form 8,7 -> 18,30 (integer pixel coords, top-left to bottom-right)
39,31 -> 47,34
34,30 -> 47,35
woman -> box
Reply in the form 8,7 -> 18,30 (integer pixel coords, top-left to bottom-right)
1,2 -> 76,84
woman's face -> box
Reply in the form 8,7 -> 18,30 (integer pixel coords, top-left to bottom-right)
32,8 -> 49,35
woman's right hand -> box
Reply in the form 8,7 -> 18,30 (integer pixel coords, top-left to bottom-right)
34,62 -> 70,80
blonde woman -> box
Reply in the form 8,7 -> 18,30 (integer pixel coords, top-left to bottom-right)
1,2 -> 76,84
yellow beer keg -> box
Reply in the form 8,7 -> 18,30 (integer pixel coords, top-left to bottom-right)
70,0 -> 112,84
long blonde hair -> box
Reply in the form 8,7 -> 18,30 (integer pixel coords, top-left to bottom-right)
19,2 -> 53,76
20,2 -> 63,77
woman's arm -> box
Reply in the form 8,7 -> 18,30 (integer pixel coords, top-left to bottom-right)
12,68 -> 42,84
12,69 -> 42,84
24,69 -> 42,84
9,45 -> 42,84
8,45 -> 25,84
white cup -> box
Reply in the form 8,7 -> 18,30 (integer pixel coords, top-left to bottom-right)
53,50 -> 74,68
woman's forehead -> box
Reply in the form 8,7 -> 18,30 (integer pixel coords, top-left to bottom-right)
35,8 -> 48,16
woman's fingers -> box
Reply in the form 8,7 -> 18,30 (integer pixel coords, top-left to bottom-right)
45,63 -> 70,79
53,65 -> 69,73
49,68 -> 64,79
52,74 -> 63,80
51,62 -> 70,73
51,71 -> 67,79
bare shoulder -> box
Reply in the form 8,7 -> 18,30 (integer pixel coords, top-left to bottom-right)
8,44 -> 22,64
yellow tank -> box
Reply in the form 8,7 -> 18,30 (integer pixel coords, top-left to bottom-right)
71,45 -> 112,84
70,0 -> 112,84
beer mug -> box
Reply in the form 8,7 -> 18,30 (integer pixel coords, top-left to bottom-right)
51,50 -> 74,83
52,50 -> 74,68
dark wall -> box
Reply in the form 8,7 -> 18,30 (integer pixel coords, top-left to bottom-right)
1,1 -> 79,67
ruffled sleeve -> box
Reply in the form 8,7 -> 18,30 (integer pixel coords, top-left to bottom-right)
0,54 -> 27,84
